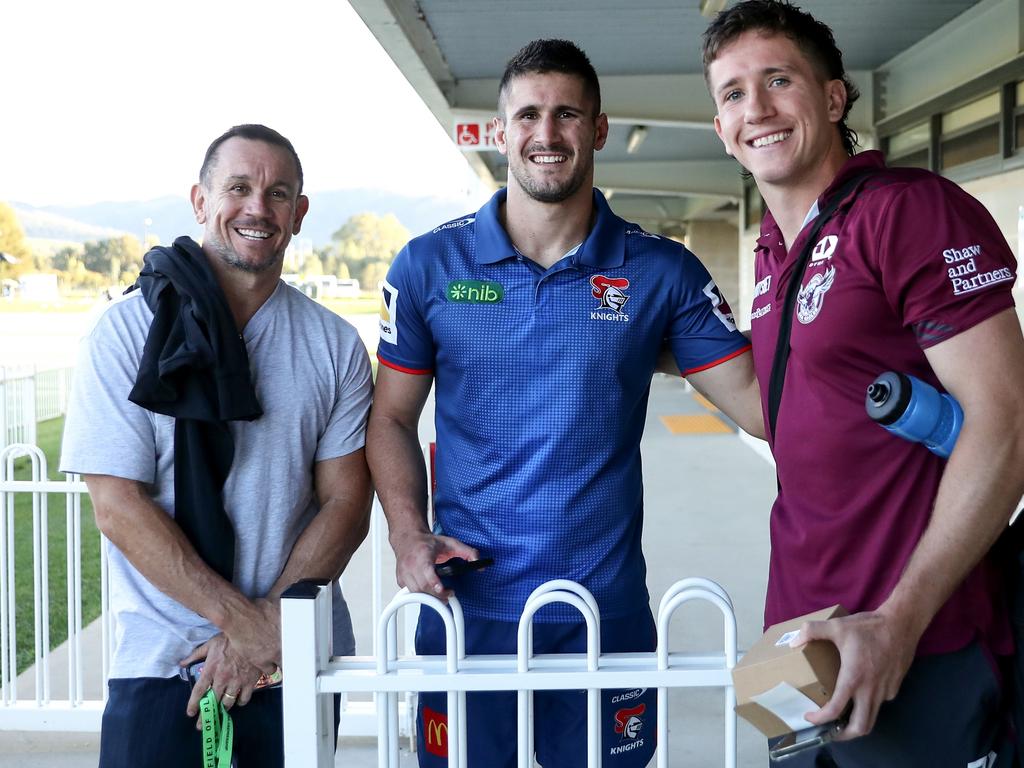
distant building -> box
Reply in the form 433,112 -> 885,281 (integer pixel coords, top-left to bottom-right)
299,275 -> 361,299
18,273 -> 60,301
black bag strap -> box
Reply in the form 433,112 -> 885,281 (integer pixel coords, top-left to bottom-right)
767,170 -> 875,440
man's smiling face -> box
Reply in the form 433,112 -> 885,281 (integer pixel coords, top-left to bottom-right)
191,137 -> 308,275
708,31 -> 847,194
495,70 -> 608,204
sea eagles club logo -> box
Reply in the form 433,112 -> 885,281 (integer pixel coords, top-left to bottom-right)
590,274 -> 630,322
797,265 -> 836,324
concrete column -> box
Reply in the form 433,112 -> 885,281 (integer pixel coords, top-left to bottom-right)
685,219 -> 742,325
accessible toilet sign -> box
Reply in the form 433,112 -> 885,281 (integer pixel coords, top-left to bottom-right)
453,120 -> 496,150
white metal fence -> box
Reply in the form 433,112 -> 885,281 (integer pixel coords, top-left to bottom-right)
0,442 -> 110,729
0,446 -> 408,738
1,442 -> 742,766
281,577 -> 739,768
0,367 -> 73,449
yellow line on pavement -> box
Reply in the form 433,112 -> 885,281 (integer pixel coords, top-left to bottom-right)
691,391 -> 718,412
659,413 -> 732,434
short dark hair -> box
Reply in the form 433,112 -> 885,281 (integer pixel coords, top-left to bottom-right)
498,39 -> 601,117
199,124 -> 304,193
701,0 -> 860,155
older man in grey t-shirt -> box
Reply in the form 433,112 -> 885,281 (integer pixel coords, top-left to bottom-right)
60,124 -> 373,768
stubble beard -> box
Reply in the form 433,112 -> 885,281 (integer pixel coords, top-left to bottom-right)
204,231 -> 285,275
510,152 -> 591,204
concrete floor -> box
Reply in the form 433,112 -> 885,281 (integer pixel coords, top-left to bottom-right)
1,374 -> 778,767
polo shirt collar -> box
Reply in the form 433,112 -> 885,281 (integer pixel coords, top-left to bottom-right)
472,187 -> 626,268
757,150 -> 886,250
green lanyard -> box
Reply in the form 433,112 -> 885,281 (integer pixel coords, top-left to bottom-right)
199,689 -> 234,768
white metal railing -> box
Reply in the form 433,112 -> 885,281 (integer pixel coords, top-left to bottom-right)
0,442 -> 109,729
281,577 -> 739,768
0,367 -> 73,450
0,443 -> 409,738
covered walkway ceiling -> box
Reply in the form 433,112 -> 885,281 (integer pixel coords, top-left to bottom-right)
351,0 -> 984,235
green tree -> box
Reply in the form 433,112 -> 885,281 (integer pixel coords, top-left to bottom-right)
0,202 -> 33,280
357,260 -> 391,290
300,251 -> 324,279
82,235 -> 143,284
52,245 -> 84,272
331,212 -> 409,265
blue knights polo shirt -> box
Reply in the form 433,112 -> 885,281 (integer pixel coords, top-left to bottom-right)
378,188 -> 750,622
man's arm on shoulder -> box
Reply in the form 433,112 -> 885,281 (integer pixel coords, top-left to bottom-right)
367,365 -> 477,598
679,348 -> 765,439
801,308 -> 1024,738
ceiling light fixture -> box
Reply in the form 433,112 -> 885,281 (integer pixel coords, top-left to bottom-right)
699,0 -> 728,18
626,125 -> 648,155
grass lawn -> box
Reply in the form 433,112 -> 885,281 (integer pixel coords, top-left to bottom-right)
318,294 -> 380,315
7,416 -> 103,675
0,297 -> 99,314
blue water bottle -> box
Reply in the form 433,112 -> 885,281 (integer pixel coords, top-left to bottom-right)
865,371 -> 963,458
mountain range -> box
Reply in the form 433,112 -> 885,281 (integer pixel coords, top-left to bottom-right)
12,188 -> 484,248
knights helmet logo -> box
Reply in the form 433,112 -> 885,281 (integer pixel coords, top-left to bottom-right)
591,274 -> 630,313
614,703 -> 646,740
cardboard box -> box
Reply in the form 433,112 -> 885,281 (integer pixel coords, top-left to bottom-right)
732,605 -> 846,738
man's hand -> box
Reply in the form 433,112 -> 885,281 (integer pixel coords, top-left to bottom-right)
181,634 -> 264,719
391,529 -> 478,599
216,597 -> 281,675
794,609 -> 919,740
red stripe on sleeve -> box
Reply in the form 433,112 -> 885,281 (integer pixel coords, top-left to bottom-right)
377,355 -> 433,376
681,344 -> 752,376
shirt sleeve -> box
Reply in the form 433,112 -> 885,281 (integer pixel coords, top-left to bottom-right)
666,247 -> 752,374
376,242 -> 436,374
314,327 -> 374,462
59,299 -> 159,482
876,175 -> 1017,348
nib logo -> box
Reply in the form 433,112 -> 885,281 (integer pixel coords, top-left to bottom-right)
447,280 -> 504,304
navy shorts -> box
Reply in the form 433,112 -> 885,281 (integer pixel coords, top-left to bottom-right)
767,641 -> 1015,767
98,675 -> 340,768
415,607 -> 657,768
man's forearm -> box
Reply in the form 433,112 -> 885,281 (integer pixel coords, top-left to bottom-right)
366,412 -> 432,542
879,408 -> 1024,639
884,310 -> 1024,639
86,475 -> 257,630
267,452 -> 374,601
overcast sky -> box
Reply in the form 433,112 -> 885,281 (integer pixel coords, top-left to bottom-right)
2,0 -> 488,207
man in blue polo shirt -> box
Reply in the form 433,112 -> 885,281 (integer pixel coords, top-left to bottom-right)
367,39 -> 763,767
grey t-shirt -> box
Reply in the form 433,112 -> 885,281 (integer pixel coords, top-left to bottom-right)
60,281 -> 373,678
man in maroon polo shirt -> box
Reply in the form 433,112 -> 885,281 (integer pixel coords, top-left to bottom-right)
703,1 -> 1024,764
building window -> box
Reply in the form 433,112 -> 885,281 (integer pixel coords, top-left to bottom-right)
887,121 -> 930,168
1015,81 -> 1024,152
940,91 -> 1000,170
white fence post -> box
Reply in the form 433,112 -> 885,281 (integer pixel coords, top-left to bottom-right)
517,583 -> 601,768
375,590 -> 466,768
281,578 -> 334,768
656,578 -> 738,768
24,371 -> 36,448
288,577 -> 740,768
0,368 -> 7,452
0,453 -> 104,730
